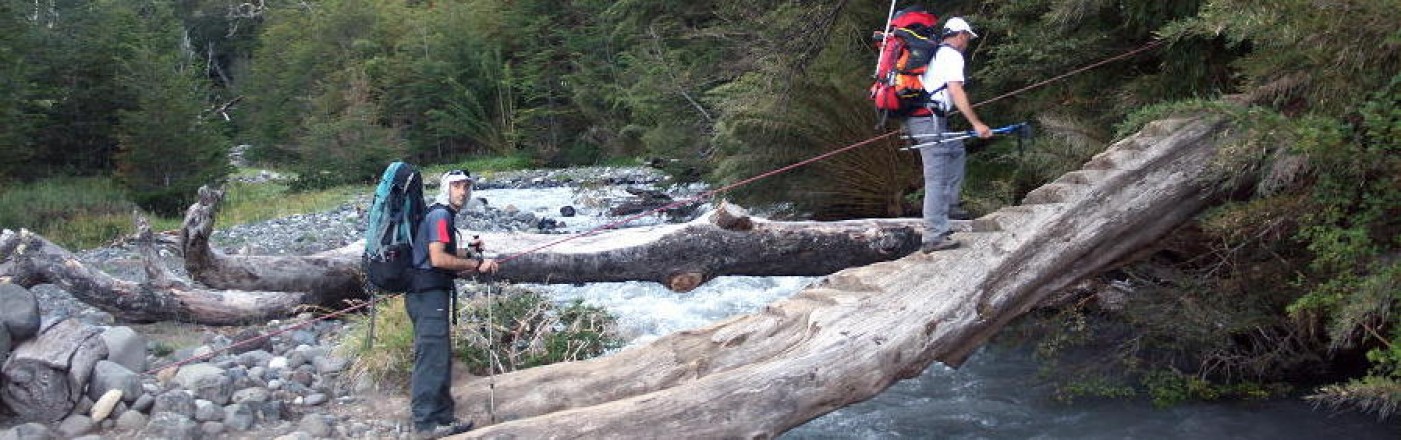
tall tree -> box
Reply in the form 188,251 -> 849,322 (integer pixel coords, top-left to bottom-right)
113,0 -> 231,216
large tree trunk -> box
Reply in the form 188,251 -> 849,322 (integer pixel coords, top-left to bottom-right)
1,319 -> 108,422
181,190 -> 930,293
438,116 -> 1242,438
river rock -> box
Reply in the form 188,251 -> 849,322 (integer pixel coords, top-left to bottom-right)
88,360 -> 142,402
201,421 -> 226,437
3,422 -> 55,440
115,408 -> 148,430
100,325 -> 147,372
151,390 -> 196,418
90,389 -> 123,422
56,414 -> 95,438
223,403 -> 256,431
232,386 -> 271,404
194,399 -> 224,422
131,393 -> 155,412
174,363 -> 232,405
146,412 -> 199,440
228,328 -> 271,354
298,413 -> 334,438
0,283 -> 40,341
312,354 -> 348,374
237,350 -> 273,368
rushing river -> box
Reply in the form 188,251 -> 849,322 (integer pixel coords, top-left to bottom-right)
483,186 -> 1401,439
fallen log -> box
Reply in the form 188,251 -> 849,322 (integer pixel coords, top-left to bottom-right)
438,116 -> 1244,437
181,191 -> 930,292
1,318 -> 107,422
180,185 -> 364,306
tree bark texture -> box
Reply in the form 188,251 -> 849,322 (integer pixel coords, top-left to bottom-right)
1,229 -> 309,325
180,189 -> 929,293
438,116 -> 1240,438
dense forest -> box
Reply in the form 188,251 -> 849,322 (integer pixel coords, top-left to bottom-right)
1,0 -> 1398,418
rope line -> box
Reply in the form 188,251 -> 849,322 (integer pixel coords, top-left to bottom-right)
974,39 -> 1164,109
145,38 -> 1166,376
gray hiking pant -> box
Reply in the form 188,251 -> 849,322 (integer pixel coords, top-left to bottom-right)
407,288 -> 455,430
906,115 -> 966,243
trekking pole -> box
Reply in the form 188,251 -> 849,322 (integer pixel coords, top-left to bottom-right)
871,0 -> 900,78
900,123 -> 1032,151
483,270 -> 498,425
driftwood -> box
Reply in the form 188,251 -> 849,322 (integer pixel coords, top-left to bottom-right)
1,319 -> 108,422
0,227 -> 310,325
434,116 -> 1242,437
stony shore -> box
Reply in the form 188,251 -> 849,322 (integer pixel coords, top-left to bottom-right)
1,166 -> 680,440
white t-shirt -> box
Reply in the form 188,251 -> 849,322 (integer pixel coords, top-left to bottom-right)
920,45 -> 965,113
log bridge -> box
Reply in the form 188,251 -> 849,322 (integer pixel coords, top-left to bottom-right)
444,115 -> 1241,437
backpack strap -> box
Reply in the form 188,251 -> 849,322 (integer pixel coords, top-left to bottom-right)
924,43 -> 958,116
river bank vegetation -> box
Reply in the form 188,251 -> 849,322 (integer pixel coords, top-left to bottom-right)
0,0 -> 1397,418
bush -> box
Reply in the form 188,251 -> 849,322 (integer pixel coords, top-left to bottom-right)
338,284 -> 622,390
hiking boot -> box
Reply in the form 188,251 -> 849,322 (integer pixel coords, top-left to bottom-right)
414,421 -> 473,439
921,238 -> 960,253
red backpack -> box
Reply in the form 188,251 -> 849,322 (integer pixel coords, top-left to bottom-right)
869,8 -> 940,125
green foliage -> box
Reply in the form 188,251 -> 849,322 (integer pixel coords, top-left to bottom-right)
1284,74 -> 1401,414
339,287 -> 622,389
1162,0 -> 1401,116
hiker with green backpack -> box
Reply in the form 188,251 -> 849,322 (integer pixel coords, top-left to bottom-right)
408,169 -> 498,437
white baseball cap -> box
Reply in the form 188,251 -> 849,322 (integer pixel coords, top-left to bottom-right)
944,17 -> 979,39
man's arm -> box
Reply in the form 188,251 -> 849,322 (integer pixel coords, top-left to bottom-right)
428,242 -> 497,273
946,81 -> 992,138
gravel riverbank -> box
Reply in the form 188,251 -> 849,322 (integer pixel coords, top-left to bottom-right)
5,166 -> 682,439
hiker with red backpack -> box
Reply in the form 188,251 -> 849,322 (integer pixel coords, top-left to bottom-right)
912,16 -> 990,252
871,9 -> 992,252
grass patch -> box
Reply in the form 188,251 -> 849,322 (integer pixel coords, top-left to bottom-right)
0,177 -> 144,249
217,179 -> 364,226
338,285 -> 622,391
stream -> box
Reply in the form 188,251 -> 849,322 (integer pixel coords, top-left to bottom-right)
481,184 -> 1401,439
